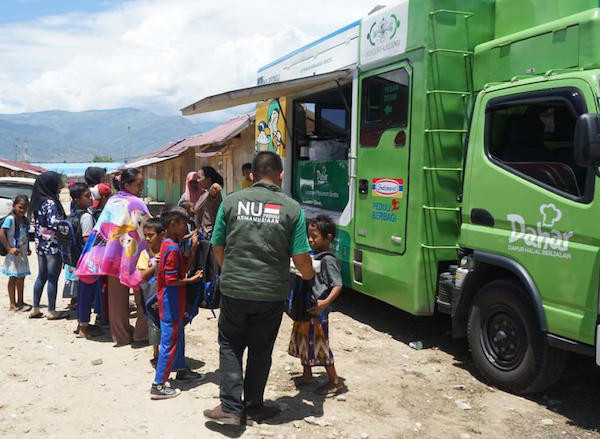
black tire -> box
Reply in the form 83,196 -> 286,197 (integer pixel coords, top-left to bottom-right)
467,279 -> 566,394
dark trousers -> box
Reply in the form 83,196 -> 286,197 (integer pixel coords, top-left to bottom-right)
77,278 -> 102,324
218,295 -> 284,416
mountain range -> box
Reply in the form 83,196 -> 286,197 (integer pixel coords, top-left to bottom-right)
0,108 -> 217,162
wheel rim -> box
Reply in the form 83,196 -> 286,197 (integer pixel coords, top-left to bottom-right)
480,305 -> 527,371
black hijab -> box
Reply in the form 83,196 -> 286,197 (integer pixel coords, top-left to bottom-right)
29,171 -> 65,220
84,167 -> 107,186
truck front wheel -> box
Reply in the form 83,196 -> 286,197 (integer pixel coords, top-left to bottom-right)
467,279 -> 566,394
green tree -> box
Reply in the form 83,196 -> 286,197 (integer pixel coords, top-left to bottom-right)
92,155 -> 113,163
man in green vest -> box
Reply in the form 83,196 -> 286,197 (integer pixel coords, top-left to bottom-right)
204,151 -> 315,426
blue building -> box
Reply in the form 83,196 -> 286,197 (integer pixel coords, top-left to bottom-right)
32,162 -> 123,177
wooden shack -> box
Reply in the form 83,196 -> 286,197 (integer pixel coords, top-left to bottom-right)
0,159 -> 45,178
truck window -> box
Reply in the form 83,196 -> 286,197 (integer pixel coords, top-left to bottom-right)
486,89 -> 592,200
360,68 -> 409,146
293,85 -> 352,211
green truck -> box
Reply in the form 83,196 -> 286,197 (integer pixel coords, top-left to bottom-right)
182,0 -> 600,393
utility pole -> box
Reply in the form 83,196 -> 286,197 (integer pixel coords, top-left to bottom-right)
14,137 -> 19,162
23,138 -> 30,163
127,125 -> 131,163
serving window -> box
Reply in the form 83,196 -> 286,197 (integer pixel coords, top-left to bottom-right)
293,85 -> 352,211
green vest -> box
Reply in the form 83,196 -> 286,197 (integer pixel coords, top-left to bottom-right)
220,183 -> 302,301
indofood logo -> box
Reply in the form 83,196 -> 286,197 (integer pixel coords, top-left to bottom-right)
367,13 -> 401,46
507,204 -> 573,259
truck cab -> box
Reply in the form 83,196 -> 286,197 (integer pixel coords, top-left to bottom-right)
455,70 -> 600,392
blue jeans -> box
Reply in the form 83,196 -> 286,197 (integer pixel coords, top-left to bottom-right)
33,253 -> 63,312
77,279 -> 102,324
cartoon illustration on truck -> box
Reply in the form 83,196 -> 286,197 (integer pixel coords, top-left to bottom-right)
256,99 -> 286,155
182,0 -> 600,394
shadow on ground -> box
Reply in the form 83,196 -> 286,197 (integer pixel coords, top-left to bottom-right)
335,288 -> 600,432
203,375 -> 340,437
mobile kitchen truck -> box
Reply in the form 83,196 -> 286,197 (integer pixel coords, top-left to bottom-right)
182,0 -> 600,393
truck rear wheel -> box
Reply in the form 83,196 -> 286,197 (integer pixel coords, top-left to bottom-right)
467,279 -> 566,394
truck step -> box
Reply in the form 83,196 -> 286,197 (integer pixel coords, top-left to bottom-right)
421,244 -> 459,250
429,9 -> 474,18
422,205 -> 460,212
422,166 -> 463,172
426,90 -> 471,96
429,48 -> 473,56
425,129 -> 467,134
436,271 -> 456,314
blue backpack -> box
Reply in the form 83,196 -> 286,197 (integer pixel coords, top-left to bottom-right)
285,274 -> 316,321
186,239 -> 221,318
142,277 -> 160,327
56,209 -> 88,267
284,252 -> 334,321
0,215 -> 22,257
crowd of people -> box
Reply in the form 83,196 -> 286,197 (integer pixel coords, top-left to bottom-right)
2,152 -> 345,426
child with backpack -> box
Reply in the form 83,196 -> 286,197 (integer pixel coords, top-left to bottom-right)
61,183 -> 95,311
151,207 -> 204,400
137,217 -> 164,367
0,195 -> 31,311
288,215 -> 344,395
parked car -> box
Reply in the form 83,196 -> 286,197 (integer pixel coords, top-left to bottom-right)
0,177 -> 36,238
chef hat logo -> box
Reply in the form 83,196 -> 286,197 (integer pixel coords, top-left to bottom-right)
540,203 -> 562,228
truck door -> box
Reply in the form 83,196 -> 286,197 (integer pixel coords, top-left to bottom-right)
463,79 -> 600,345
355,62 -> 411,253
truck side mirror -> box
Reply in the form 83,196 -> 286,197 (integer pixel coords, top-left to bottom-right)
574,113 -> 600,167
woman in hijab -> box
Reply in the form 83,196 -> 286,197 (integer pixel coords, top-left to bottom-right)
84,167 -> 107,187
195,166 -> 224,240
179,171 -> 201,205
29,171 -> 67,320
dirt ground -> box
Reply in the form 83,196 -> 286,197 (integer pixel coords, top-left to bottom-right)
1,256 -> 599,439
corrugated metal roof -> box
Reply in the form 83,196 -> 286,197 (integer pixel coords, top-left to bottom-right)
129,112 -> 255,166
134,139 -> 187,161
123,155 -> 178,169
0,159 -> 46,175
178,112 -> 255,149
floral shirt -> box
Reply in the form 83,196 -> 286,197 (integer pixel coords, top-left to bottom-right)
35,199 -> 63,255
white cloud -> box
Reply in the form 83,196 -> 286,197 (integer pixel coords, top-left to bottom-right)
0,0 -> 380,124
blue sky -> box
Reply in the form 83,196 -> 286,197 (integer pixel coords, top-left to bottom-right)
0,0 -> 378,121
0,0 -> 127,23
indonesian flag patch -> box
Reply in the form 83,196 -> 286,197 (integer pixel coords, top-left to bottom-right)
264,204 -> 281,215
